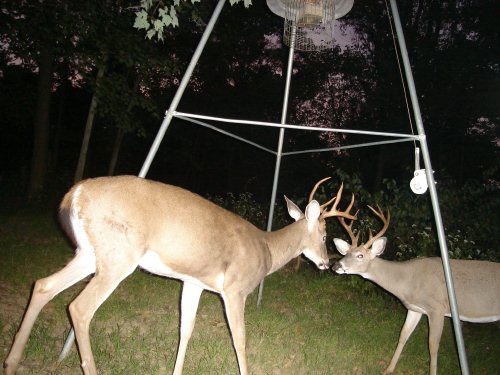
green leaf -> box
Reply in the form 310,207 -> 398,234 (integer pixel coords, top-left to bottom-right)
145,29 -> 156,40
133,10 -> 150,31
134,0 -> 251,40
229,0 -> 252,6
153,19 -> 164,32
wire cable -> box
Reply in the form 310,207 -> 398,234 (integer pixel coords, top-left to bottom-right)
384,0 -> 417,150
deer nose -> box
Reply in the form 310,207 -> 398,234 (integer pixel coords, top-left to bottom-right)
331,262 -> 342,273
318,260 -> 330,270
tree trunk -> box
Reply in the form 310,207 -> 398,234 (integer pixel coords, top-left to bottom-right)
51,62 -> 69,177
73,62 -> 106,183
373,146 -> 385,191
107,128 -> 124,176
27,43 -> 54,199
106,75 -> 141,176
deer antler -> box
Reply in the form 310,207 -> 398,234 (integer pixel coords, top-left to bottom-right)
308,177 -> 331,203
308,177 -> 357,221
363,205 -> 390,249
338,195 -> 360,247
321,185 -> 357,221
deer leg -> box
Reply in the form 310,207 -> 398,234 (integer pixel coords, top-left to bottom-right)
223,292 -> 248,375
3,249 -> 95,375
172,282 -> 203,375
68,261 -> 137,375
385,310 -> 422,374
427,313 -> 444,375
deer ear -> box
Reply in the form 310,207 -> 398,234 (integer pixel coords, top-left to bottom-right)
304,200 -> 321,232
333,238 -> 350,255
284,195 -> 304,221
370,237 -> 387,256
305,200 -> 321,222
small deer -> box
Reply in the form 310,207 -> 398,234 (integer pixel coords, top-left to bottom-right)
332,204 -> 500,375
4,175 -> 355,375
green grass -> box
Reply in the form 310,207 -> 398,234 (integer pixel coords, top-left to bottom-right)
1,211 -> 499,374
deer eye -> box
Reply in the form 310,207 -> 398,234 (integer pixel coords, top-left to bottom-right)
322,235 -> 326,242
356,254 -> 364,259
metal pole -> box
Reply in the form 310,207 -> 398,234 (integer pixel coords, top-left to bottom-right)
57,328 -> 74,363
139,0 -> 227,178
173,110 -> 419,139
257,26 -> 297,306
389,1 -> 470,374
57,0 -> 228,362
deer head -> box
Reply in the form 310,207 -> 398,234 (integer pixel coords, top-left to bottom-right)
332,204 -> 390,275
284,177 -> 357,270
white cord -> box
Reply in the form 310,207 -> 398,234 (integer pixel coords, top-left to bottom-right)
384,0 -> 417,150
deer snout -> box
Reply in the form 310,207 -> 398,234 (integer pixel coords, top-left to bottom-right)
318,260 -> 330,270
331,261 -> 345,274
301,249 -> 330,270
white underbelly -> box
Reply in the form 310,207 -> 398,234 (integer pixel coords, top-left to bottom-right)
408,302 -> 499,323
138,251 -> 224,293
444,313 -> 500,323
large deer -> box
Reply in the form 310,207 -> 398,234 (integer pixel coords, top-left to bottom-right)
4,175 -> 355,375
332,204 -> 500,375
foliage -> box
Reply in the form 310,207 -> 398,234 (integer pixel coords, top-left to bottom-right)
0,0 -> 182,192
210,169 -> 499,264
95,72 -> 160,138
206,171 -> 499,296
0,0 -> 497,212
327,170 -> 500,263
134,0 -> 253,40
337,0 -> 500,189
209,191 -> 267,228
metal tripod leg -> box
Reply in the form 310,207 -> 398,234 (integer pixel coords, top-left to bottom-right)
257,26 -> 297,306
389,1 -> 469,373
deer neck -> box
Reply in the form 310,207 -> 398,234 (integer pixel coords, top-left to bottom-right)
264,222 -> 305,275
364,258 -> 413,301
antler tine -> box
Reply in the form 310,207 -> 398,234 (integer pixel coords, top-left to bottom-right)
308,177 -> 332,203
325,182 -> 343,213
320,196 -> 336,211
322,186 -> 357,221
338,195 -> 360,246
364,205 -> 391,248
343,192 -> 356,216
339,216 -> 360,247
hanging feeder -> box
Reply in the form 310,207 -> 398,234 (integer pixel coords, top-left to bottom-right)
267,0 -> 354,51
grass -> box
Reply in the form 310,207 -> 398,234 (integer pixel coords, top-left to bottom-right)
1,211 -> 499,374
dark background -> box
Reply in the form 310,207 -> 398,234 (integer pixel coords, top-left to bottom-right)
0,0 -> 498,206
